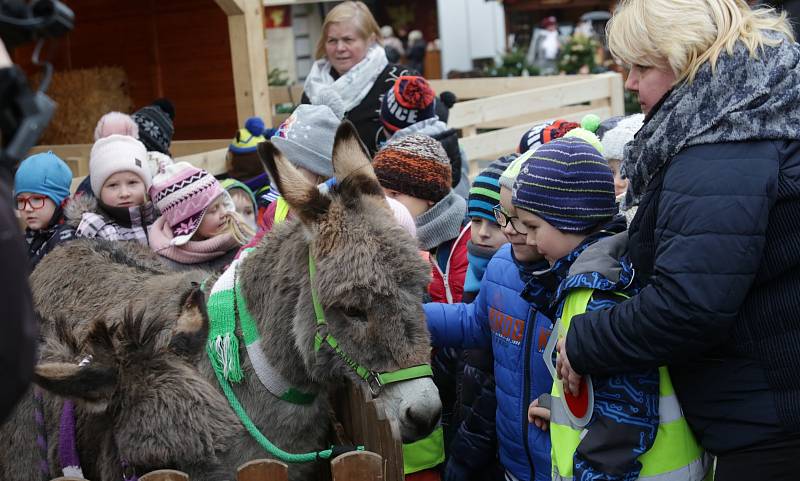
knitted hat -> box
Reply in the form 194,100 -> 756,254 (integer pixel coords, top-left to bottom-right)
513,137 -> 616,233
271,105 -> 338,178
373,134 -> 452,203
14,151 -> 73,206
132,98 -> 175,155
94,112 -> 138,141
601,113 -> 644,161
518,119 -> 579,154
468,155 -> 516,222
229,117 -> 266,154
89,135 -> 152,197
381,76 -> 437,133
499,151 -> 531,190
220,178 -> 257,213
149,161 -> 234,246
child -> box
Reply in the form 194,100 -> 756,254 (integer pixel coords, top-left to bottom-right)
148,162 -> 253,272
68,134 -> 155,244
516,137 -> 707,481
225,116 -> 266,182
221,178 -> 258,232
131,98 -> 175,155
599,113 -> 644,224
442,155 -> 515,481
14,151 -> 76,269
424,154 -> 554,481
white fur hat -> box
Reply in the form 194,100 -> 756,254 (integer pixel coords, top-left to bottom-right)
600,114 -> 645,162
89,134 -> 152,197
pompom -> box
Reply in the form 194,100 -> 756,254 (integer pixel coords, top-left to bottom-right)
244,116 -> 265,137
581,114 -> 601,133
152,98 -> 176,120
439,91 -> 457,109
403,77 -> 435,109
94,112 -> 138,141
314,88 -> 346,120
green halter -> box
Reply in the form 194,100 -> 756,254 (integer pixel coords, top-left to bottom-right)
308,252 -> 433,396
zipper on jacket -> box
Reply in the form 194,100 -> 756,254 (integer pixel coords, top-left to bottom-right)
521,306 -> 536,479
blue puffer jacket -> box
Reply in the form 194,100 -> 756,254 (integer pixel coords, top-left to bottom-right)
424,244 -> 553,481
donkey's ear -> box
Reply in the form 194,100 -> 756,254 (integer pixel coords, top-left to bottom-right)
332,121 -> 384,198
169,285 -> 209,359
257,140 -> 331,223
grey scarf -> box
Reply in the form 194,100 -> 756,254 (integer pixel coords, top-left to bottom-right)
416,191 -> 467,251
623,34 -> 800,206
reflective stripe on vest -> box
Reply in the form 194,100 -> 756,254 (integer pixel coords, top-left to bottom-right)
274,197 -> 289,224
402,425 -> 445,474
550,287 -> 710,481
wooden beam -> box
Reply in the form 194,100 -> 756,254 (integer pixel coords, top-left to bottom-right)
226,0 -> 272,126
214,0 -> 244,16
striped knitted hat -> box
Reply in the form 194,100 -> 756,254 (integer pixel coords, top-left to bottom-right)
512,137 -> 616,233
518,119 -> 580,154
468,155 -> 516,222
373,134 -> 451,202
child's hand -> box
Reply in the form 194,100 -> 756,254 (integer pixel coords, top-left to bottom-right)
528,397 -> 551,431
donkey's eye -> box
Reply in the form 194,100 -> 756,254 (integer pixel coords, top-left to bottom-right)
341,307 -> 366,321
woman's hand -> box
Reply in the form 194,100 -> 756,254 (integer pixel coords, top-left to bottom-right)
528,398 -> 551,431
556,338 -> 583,397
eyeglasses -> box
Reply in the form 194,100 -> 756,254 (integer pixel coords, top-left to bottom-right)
16,195 -> 48,211
493,204 -> 527,234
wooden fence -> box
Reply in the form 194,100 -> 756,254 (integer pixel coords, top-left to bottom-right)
35,73 -> 624,188
46,382 -> 398,481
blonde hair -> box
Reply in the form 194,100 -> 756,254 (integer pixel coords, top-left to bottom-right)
607,0 -> 794,83
315,1 -> 381,59
221,210 -> 255,245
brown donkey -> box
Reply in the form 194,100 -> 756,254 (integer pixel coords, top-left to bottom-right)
0,122 -> 440,481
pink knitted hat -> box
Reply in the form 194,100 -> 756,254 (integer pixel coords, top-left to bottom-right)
149,161 -> 234,246
94,112 -> 139,141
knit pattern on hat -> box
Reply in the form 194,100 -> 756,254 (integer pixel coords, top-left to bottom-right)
381,76 -> 437,133
518,119 -> 579,154
373,134 -> 451,203
89,135 -> 151,197
601,113 -> 644,161
14,151 -> 73,206
468,155 -> 516,222
229,117 -> 266,154
132,100 -> 175,155
512,137 -> 616,233
149,161 -> 228,246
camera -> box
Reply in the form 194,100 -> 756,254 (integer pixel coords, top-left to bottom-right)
0,0 -> 74,178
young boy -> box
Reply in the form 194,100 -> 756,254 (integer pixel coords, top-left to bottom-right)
14,151 -> 76,269
423,150 -> 554,481
516,137 -> 707,481
68,134 -> 155,244
220,178 -> 258,232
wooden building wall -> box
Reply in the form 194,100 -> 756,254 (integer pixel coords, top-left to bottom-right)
13,0 -> 238,140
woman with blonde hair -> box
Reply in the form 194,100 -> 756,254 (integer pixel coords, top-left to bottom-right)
554,0 -> 800,479
301,1 -> 415,155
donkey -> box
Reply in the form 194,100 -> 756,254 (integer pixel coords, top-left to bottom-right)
2,122 -> 440,481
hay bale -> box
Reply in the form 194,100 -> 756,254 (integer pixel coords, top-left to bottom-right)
34,67 -> 133,145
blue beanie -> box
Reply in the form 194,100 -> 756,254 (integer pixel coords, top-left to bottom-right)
14,151 -> 73,206
512,137 -> 615,233
468,154 -> 516,222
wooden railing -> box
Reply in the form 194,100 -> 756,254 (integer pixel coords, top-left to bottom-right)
36,73 -> 624,189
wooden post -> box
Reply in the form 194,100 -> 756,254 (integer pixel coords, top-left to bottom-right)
331,451 -> 383,481
237,459 -> 289,481
215,0 -> 273,126
609,72 -> 626,117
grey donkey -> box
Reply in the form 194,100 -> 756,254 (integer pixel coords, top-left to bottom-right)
0,121 -> 441,481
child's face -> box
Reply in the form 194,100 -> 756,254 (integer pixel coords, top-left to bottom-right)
516,208 -> 586,266
608,159 -> 628,198
383,188 -> 434,218
16,193 -> 57,230
231,190 -> 256,228
499,187 -> 542,263
195,195 -> 228,240
100,171 -> 146,208
470,217 -> 507,251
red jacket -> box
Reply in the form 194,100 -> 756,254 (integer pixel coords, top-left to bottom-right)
427,224 -> 471,304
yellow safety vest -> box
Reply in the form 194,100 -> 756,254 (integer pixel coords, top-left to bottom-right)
550,288 -> 712,481
273,197 -> 290,225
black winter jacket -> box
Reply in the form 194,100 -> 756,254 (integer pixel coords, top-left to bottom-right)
567,140 -> 800,454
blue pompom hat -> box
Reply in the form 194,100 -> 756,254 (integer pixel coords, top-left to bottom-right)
14,151 -> 73,206
229,117 -> 266,154
512,136 -> 616,233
